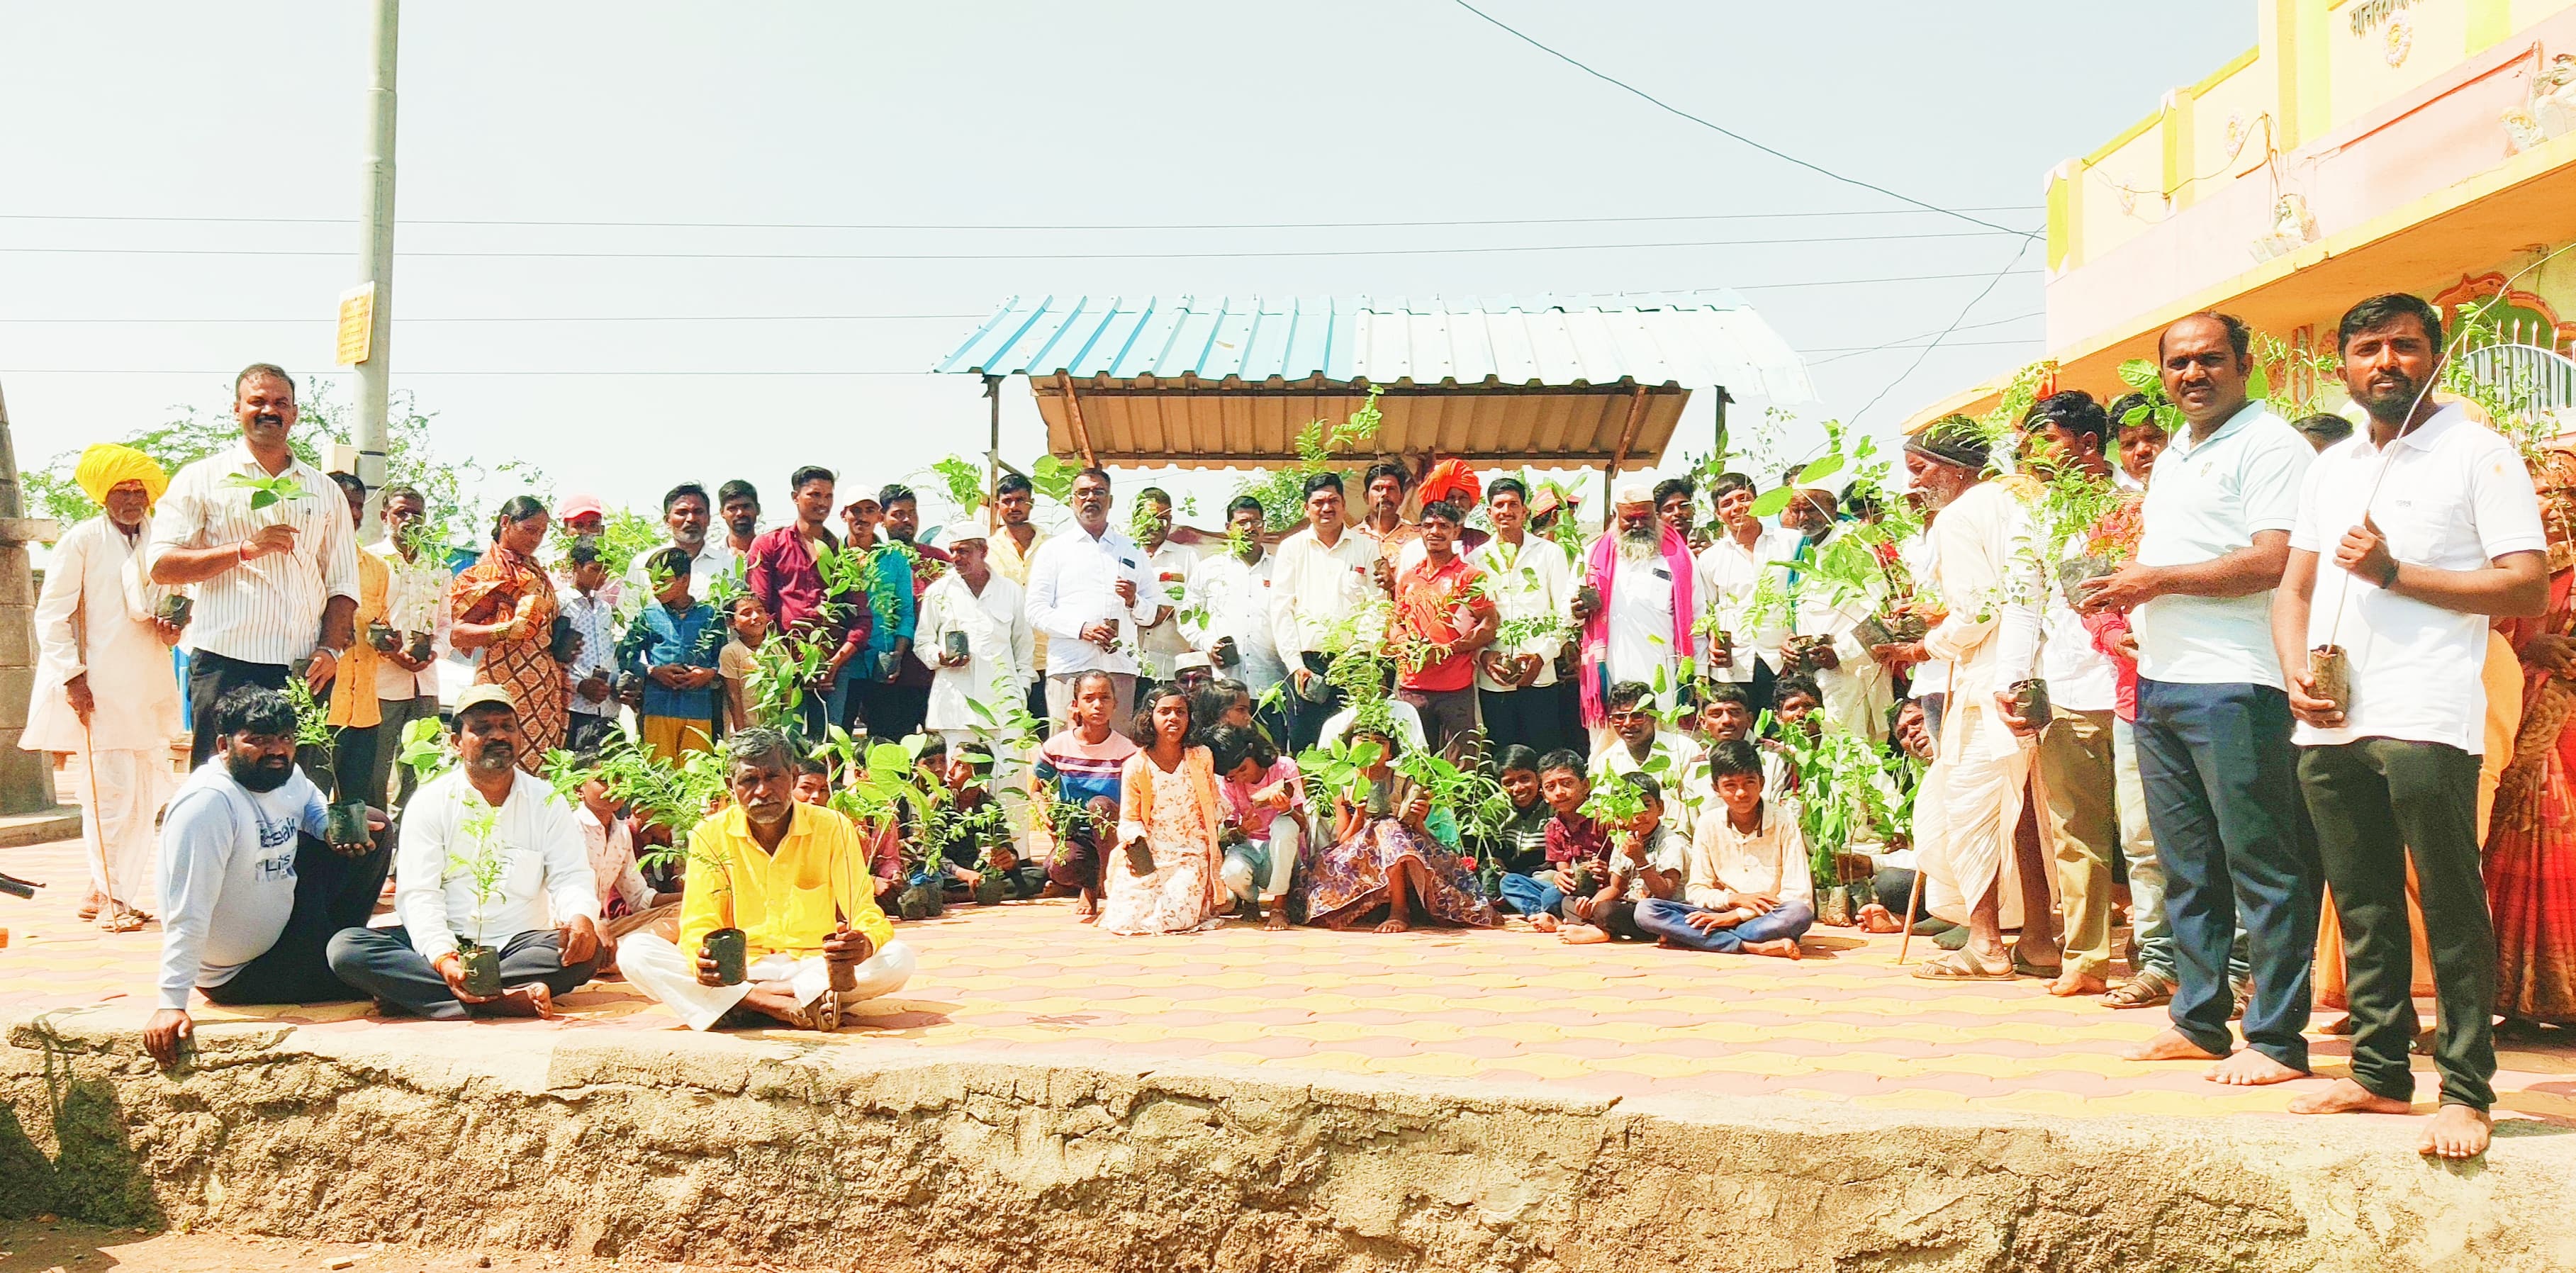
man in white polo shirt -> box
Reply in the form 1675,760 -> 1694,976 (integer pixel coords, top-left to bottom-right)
2078,312 -> 2317,1087
2272,293 -> 2548,1160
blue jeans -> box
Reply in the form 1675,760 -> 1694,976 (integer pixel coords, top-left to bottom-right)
1497,872 -> 1564,919
1634,897 -> 1815,953
2133,678 -> 2319,1069
2119,717 -> 2251,985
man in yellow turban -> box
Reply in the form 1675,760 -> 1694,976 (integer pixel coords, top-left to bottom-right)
23,442 -> 184,931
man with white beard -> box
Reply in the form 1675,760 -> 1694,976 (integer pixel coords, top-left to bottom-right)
1573,481 -> 1708,736
1904,419 -> 2057,981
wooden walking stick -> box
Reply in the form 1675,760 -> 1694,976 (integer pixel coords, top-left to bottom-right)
77,717 -> 128,929
1897,865 -> 1927,965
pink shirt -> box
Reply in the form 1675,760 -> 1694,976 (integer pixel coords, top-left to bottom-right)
1221,757 -> 1306,839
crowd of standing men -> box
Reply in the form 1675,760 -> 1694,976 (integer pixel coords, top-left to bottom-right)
22,286 -> 2576,1161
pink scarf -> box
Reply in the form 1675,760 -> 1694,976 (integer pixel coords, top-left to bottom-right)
1579,526 -> 1697,726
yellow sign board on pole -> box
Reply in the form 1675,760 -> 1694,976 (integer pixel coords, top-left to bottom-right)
336,282 -> 377,366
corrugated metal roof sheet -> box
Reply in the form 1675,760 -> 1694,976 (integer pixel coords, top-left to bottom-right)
934,293 -> 1815,401
934,294 -> 1813,471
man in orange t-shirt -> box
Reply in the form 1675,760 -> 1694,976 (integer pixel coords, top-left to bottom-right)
1394,500 -> 1499,753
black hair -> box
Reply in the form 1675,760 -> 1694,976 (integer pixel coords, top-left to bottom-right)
1652,477 -> 1695,507
378,483 -> 423,508
1075,466 -> 1114,489
327,471 -> 365,501
1699,682 -> 1750,710
1363,461 -> 1409,493
2158,311 -> 2252,362
1774,673 -> 1823,706
1069,668 -> 1117,702
1129,680 -> 1192,745
2025,389 -> 2111,450
2337,292 -> 2443,354
1708,471 -> 1754,502
566,542 -> 601,568
878,483 -> 916,509
795,755 -> 830,778
2107,393 -> 2161,434
235,362 -> 292,398
789,465 -> 835,493
1706,739 -> 1764,783
2295,413 -> 2356,447
1419,499 -> 1465,527
1303,471 -> 1345,500
211,684 -> 296,737
994,471 -> 1034,499
1226,493 -> 1267,521
663,482 -> 710,514
1625,771 -> 1664,806
1536,748 -> 1587,782
1487,476 -> 1528,504
716,479 -> 759,510
1136,486 -> 1172,510
1204,723 -> 1256,775
491,495 -> 547,541
1604,680 -> 1656,713
914,736 -> 948,763
1492,744 -> 1541,777
646,545 -> 692,581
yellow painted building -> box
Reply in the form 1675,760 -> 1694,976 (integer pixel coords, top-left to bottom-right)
1915,0 -> 2576,426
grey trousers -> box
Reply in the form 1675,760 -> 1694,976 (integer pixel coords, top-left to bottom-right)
326,924 -> 596,1021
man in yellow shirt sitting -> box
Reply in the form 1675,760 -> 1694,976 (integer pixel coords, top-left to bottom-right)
620,727 -> 914,1030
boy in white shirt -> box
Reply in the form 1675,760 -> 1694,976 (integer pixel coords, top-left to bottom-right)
1634,739 -> 1813,958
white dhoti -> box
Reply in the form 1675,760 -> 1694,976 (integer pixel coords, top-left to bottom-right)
79,748 -> 168,914
1913,700 -> 2032,929
620,932 -> 917,1031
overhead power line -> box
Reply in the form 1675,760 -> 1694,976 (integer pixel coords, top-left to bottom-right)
0,206 -> 2038,232
1446,0 -> 2042,242
1849,238 -> 2039,422
1,228 -> 2015,263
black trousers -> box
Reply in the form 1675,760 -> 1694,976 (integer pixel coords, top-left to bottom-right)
189,650 -> 289,769
326,925 -> 595,1019
1285,653 -> 1348,754
2300,738 -> 2497,1110
198,832 -> 391,1006
1479,685 -> 1573,758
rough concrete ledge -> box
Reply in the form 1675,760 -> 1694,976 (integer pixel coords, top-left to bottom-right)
4,1007 -> 2574,1273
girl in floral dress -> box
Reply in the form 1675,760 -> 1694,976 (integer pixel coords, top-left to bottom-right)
1102,685 -> 1226,936
1294,727 -> 1497,933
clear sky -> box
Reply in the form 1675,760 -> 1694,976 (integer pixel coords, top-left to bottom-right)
0,1 -> 2252,529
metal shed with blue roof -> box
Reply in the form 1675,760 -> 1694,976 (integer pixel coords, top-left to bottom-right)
933,293 -> 1814,476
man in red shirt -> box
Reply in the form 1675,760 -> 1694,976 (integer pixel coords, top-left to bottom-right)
1393,500 -> 1498,753
744,466 -> 868,740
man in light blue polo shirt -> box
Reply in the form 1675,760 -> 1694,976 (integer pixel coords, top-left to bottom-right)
2078,311 -> 2318,1088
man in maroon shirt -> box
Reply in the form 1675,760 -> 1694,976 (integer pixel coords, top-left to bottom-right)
744,466 -> 868,739
1393,500 -> 1497,753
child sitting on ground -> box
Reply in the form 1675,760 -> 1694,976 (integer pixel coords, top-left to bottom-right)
1632,739 -> 1813,959
573,759 -> 684,974
1557,772 -> 1686,945
933,742 -> 1044,902
1483,745 -> 1553,880
1497,749 -> 1607,933
1205,723 -> 1309,931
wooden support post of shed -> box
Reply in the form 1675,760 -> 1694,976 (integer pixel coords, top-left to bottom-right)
1055,372 -> 1098,470
1603,383 -> 1651,512
983,374 -> 1003,525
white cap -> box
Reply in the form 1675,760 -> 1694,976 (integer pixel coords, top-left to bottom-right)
1613,479 -> 1656,507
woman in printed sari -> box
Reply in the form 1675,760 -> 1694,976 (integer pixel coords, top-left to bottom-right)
2488,446 -> 2576,1035
450,495 -> 567,770
1294,724 -> 1496,933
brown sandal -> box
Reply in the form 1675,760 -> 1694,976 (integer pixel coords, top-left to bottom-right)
2098,970 -> 2173,1009
1910,950 -> 2017,980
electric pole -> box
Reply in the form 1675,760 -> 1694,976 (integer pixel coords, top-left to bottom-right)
351,0 -> 399,502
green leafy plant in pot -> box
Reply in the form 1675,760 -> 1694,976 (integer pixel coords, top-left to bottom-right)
282,676 -> 371,850
448,795 -> 510,997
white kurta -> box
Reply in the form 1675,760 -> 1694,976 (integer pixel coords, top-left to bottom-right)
914,571 -> 1034,734
1785,539 -> 1892,743
24,517 -> 182,912
1913,480 -> 2043,929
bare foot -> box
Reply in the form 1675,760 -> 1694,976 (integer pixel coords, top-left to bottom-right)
490,984 -> 556,1019
2122,1028 -> 2228,1062
1656,936 -> 1678,949
1530,912 -> 1559,933
1262,907 -> 1290,931
2420,1104 -> 2492,1160
1557,923 -> 1610,945
1077,910 -> 1100,925
1374,916 -> 1412,934
2048,970 -> 2108,997
2206,1048 -> 2309,1086
1856,904 -> 1903,934
2288,1077 -> 2411,1116
1745,938 -> 1802,960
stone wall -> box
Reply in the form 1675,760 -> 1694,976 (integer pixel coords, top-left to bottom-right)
6,1012 -> 2574,1272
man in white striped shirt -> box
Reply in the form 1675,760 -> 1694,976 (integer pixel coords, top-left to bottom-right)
147,364 -> 362,768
